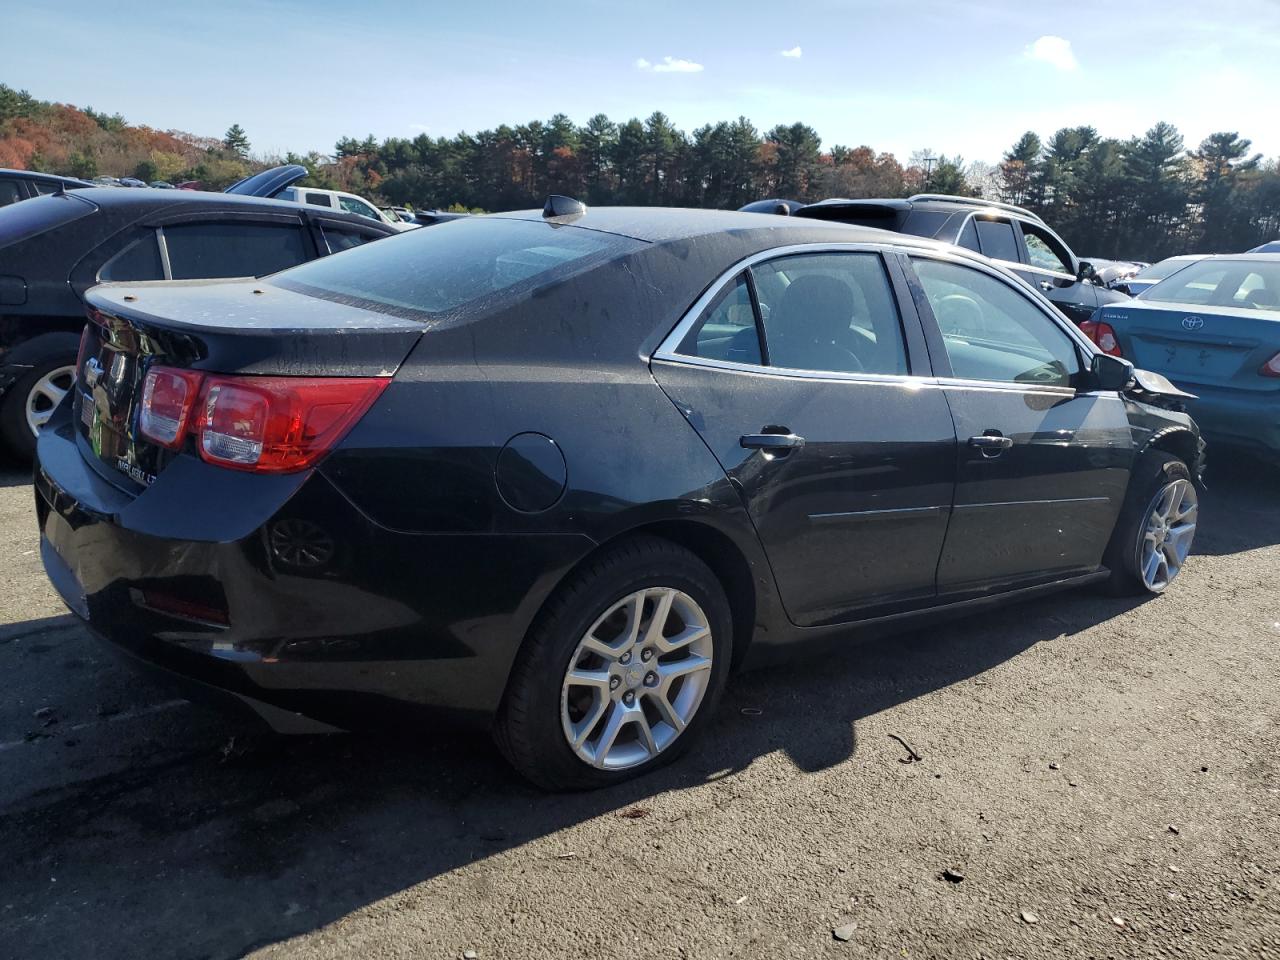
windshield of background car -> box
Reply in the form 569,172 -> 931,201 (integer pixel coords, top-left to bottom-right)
1141,259 -> 1280,311
269,216 -> 644,319
1133,258 -> 1196,282
0,192 -> 97,250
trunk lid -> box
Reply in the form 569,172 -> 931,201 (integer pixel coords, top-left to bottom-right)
77,278 -> 423,491
1097,299 -> 1280,393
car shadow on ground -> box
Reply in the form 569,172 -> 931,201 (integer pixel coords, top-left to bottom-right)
1193,447 -> 1280,556
3,583 -> 1146,960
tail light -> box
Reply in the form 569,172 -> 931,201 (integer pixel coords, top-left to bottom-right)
1080,319 -> 1122,357
139,367 -> 203,449
1261,352 -> 1280,378
137,365 -> 389,473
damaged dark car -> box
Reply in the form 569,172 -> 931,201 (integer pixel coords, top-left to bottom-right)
35,205 -> 1203,789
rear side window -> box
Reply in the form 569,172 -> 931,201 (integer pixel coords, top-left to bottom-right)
899,210 -> 950,239
163,222 -> 309,280
320,225 -> 379,254
974,218 -> 1020,262
0,179 -> 23,207
34,181 -> 61,196
676,274 -> 762,365
752,252 -> 908,375
271,216 -> 641,319
305,192 -> 332,207
99,232 -> 164,281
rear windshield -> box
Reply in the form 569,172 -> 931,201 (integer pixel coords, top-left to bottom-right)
1141,259 -> 1280,311
1133,258 -> 1197,282
270,216 -> 643,319
0,192 -> 97,250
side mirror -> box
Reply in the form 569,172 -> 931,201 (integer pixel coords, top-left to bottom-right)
1091,352 -> 1134,391
1076,260 -> 1097,284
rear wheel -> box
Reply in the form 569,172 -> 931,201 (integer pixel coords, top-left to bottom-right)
495,536 -> 732,790
1,356 -> 77,460
1103,452 -> 1198,595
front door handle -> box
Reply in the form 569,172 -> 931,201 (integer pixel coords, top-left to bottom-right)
969,433 -> 1014,458
741,432 -> 805,451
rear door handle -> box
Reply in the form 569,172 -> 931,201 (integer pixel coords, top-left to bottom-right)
969,433 -> 1014,457
741,432 -> 805,450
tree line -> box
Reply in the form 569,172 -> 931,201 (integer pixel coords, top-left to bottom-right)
4,83 -> 1278,260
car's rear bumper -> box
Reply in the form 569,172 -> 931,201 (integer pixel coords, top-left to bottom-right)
34,411 -> 593,730
1180,383 -> 1280,457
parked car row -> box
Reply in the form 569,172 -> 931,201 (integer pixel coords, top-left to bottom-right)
20,190 -> 1207,789
0,165 -> 402,457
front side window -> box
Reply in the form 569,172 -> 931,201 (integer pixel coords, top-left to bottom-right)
751,252 -> 908,375
163,222 -> 309,280
1021,224 -> 1072,275
913,257 -> 1081,387
339,196 -> 380,221
974,218 -> 1020,263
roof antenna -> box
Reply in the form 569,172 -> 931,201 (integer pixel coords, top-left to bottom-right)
543,195 -> 587,219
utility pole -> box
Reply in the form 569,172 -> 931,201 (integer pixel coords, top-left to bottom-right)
922,156 -> 938,190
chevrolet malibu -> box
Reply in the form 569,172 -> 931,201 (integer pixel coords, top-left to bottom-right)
35,204 -> 1203,789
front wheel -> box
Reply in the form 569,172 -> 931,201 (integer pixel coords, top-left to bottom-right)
1103,452 -> 1198,595
495,536 -> 732,791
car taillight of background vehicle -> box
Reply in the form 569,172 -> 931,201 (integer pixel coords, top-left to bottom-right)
1079,320 -> 1122,357
1260,352 -> 1280,378
137,366 -> 389,472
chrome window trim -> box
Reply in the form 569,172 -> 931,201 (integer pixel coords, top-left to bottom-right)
653,241 -> 928,378
155,226 -> 173,280
653,239 -> 1105,392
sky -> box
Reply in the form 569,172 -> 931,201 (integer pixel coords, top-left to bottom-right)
7,0 -> 1280,163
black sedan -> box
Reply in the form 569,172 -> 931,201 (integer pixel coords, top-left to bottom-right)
35,204 -> 1203,789
0,182 -> 397,458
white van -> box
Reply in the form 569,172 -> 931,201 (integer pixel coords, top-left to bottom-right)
276,186 -> 417,231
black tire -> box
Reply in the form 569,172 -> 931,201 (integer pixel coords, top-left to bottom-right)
0,353 -> 78,461
494,535 -> 733,791
1102,451 -> 1194,596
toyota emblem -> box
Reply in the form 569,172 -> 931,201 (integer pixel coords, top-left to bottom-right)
1182,316 -> 1204,330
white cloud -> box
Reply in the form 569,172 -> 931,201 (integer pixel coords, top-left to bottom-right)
1025,35 -> 1078,71
780,46 -> 802,58
636,55 -> 704,73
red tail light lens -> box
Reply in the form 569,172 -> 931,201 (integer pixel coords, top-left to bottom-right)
1080,320 -> 1122,357
196,375 -> 389,472
1261,352 -> 1280,378
136,366 -> 389,472
139,367 -> 203,448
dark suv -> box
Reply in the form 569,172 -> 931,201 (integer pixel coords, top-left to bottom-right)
769,194 -> 1131,326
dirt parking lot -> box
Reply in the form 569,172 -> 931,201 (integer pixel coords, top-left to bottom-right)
2,452 -> 1278,960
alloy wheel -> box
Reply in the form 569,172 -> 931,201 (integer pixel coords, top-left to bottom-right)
25,365 -> 76,437
560,586 -> 714,770
1139,477 -> 1197,591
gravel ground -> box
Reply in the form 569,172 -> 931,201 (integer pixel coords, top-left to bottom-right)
1,452 -> 1278,960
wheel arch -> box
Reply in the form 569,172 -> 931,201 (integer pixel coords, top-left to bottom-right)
1141,426 -> 1204,481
